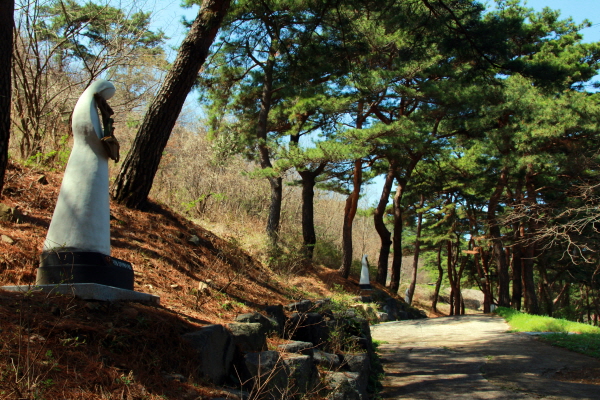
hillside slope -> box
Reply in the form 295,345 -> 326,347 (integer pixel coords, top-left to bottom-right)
0,161 -> 375,399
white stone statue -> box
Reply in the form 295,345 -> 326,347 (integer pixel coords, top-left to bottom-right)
43,79 -> 116,255
359,254 -> 371,289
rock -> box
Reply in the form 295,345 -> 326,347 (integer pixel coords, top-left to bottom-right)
351,296 -> 373,303
284,299 -> 314,313
0,204 -> 22,223
348,336 -> 372,353
182,324 -> 234,385
170,284 -> 180,289
1,235 -> 15,244
313,350 -> 341,369
376,312 -> 389,322
382,298 -> 399,320
334,309 -> 357,319
264,304 -> 286,336
188,235 -> 200,245
228,322 -> 267,353
244,351 -> 288,399
235,312 -> 278,336
283,354 -> 319,395
216,388 -> 248,400
197,281 -> 211,295
278,341 -> 314,356
324,371 -> 362,400
314,298 -> 331,308
245,351 -> 318,399
286,312 -> 329,347
341,353 -> 370,395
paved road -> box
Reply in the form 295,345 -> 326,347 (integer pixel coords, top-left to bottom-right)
371,314 -> 600,399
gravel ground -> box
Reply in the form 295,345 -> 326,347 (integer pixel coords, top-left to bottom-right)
371,314 -> 600,399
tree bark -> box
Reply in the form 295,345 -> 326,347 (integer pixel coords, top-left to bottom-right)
432,242 -> 443,313
511,243 -> 523,310
374,164 -> 395,285
298,163 -> 326,259
0,0 -> 14,194
406,194 -> 424,305
522,164 -> 540,314
389,182 -> 404,294
112,0 -> 230,209
389,157 -> 420,293
488,167 -> 510,307
476,247 -> 492,313
339,159 -> 362,278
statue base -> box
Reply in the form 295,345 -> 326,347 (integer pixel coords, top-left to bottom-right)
37,251 -> 134,291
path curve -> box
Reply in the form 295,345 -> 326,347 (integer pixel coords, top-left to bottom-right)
371,314 -> 600,399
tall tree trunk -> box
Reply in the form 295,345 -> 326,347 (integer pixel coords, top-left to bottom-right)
432,242 -> 444,313
389,157 -> 420,293
266,176 -> 282,244
257,48 -> 280,243
112,0 -> 230,209
447,240 -> 456,315
406,194 -> 424,305
522,165 -> 540,314
539,266 -> 553,317
298,164 -> 326,259
476,247 -> 492,313
0,0 -> 14,194
389,184 -> 404,294
511,243 -> 523,310
339,159 -> 362,278
488,167 -> 510,307
374,164 -> 395,285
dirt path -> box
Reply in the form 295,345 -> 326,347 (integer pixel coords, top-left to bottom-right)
370,314 -> 600,399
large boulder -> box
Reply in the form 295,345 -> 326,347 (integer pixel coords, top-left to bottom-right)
278,340 -> 314,357
313,350 -> 341,370
235,312 -> 278,337
286,312 -> 329,347
245,351 -> 288,399
283,354 -> 319,396
381,297 -> 399,320
264,305 -> 286,336
324,371 -> 363,400
228,322 -> 267,353
341,353 -> 370,395
182,324 -> 234,385
284,300 -> 314,313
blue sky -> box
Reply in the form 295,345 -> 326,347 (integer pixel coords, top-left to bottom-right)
150,0 -> 600,47
505,0 -> 600,43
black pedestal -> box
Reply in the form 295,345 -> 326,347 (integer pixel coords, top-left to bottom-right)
37,251 -> 134,290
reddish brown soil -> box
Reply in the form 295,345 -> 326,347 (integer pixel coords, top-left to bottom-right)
0,161 -> 376,399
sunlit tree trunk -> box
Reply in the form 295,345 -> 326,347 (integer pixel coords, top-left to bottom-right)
339,158 -> 362,278
432,242 -> 444,313
298,163 -> 326,259
406,194 -> 424,305
112,0 -> 230,209
374,164 -> 395,285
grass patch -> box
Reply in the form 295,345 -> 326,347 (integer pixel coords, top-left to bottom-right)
495,307 -> 600,334
537,333 -> 600,359
495,307 -> 600,359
